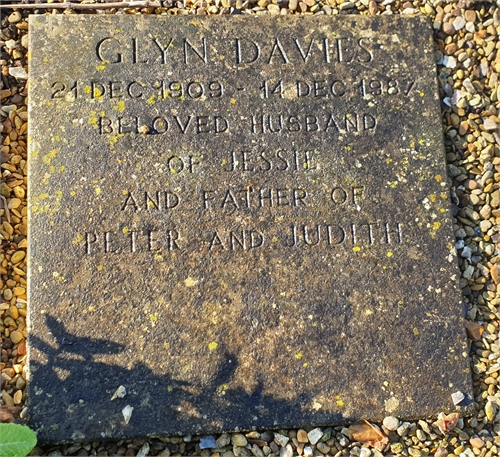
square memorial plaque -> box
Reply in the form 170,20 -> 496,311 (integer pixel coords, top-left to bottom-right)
28,15 -> 472,442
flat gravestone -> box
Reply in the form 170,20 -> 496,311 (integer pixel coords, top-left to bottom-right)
28,15 -> 472,442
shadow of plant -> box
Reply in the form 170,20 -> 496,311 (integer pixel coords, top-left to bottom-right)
28,316 -> 322,443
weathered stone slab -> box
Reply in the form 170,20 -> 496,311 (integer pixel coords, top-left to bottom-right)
28,15 -> 472,442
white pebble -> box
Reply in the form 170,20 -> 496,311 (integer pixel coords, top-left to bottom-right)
453,16 -> 466,30
484,118 -> 498,131
110,385 -> 127,401
451,391 -> 465,405
465,22 -> 475,33
307,428 -> 324,445
360,448 -> 372,457
122,405 -> 133,424
280,444 -> 293,457
273,433 -> 289,447
383,415 -> 400,431
136,443 -> 150,457
8,67 -> 28,80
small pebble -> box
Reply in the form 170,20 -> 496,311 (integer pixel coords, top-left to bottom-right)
279,444 -> 293,457
10,330 -> 23,344
307,428 -> 323,445
200,436 -> 217,449
8,11 -> 22,23
297,429 -> 308,443
317,442 -> 330,454
382,416 -> 399,431
303,446 -> 313,457
442,22 -> 455,35
216,434 -> 231,448
8,67 -> 28,80
273,433 -> 289,447
470,438 -> 485,449
232,434 -> 248,447
359,448 -> 372,457
453,16 -> 466,30
121,405 -> 133,424
451,391 -> 465,405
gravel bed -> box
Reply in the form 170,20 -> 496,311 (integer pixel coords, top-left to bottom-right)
1,0 -> 500,455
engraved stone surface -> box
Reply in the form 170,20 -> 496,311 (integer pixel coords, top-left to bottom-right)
28,15 -> 472,442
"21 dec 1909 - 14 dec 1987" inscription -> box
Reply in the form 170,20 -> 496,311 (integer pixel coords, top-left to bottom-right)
28,15 -> 472,442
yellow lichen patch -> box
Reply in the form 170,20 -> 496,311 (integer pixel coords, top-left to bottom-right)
419,92 -> 425,97
185,277 -> 198,287
42,148 -> 59,165
59,166 -> 65,173
387,181 -> 398,188
352,246 -> 361,252
218,383 -> 229,393
164,342 -> 170,350
429,194 -> 437,202
336,395 -> 345,407
52,272 -> 64,283
230,98 -> 237,104
89,112 -> 99,129
154,253 -> 163,262
208,341 -> 218,351
96,62 -> 106,72
31,150 -> 39,158
97,265 -> 104,271
385,157 -> 393,164
114,100 -> 125,113
167,386 -> 174,392
344,145 -> 352,151
149,313 -> 159,326
364,309 -> 373,316
88,306 -> 95,312
122,227 -> 129,234
70,191 -> 76,197
93,87 -> 103,98
413,328 -> 419,336
84,85 -> 92,94
418,139 -> 426,145
95,187 -> 101,196
303,362 -> 308,368
433,221 -> 441,230
147,95 -> 156,105
73,234 -> 84,244
387,251 -> 393,257
435,174 -> 442,182
294,351 -> 303,359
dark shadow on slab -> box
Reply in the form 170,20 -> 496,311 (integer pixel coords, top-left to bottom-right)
28,316 -> 352,443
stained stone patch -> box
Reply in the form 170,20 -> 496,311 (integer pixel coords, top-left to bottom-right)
27,15 -> 472,442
